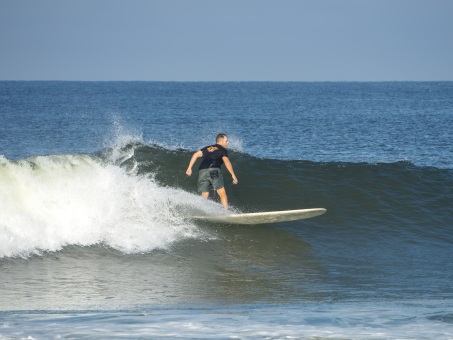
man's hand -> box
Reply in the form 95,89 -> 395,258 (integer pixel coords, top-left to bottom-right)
186,169 -> 192,176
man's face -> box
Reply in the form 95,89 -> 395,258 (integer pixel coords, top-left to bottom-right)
218,137 -> 229,148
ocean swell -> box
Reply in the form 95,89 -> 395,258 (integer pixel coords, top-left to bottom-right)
1,142 -> 452,258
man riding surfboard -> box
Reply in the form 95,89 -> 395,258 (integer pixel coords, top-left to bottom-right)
186,133 -> 238,209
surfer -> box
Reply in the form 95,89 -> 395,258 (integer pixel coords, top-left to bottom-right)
186,133 -> 238,209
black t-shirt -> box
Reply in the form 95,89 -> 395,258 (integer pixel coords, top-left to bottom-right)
198,144 -> 228,170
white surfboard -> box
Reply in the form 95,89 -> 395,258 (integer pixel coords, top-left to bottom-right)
191,208 -> 326,225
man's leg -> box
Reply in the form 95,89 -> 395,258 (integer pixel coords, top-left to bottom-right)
198,169 -> 210,199
216,187 -> 228,210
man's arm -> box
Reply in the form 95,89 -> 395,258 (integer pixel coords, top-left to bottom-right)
222,156 -> 238,184
186,150 -> 203,176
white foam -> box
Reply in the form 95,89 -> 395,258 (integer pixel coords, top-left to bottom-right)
0,154 -> 223,258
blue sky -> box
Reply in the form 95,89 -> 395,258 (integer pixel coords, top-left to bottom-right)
1,0 -> 452,81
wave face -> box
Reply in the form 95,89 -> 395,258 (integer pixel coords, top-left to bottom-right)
135,143 -> 453,224
2,143 -> 452,260
3,142 -> 452,258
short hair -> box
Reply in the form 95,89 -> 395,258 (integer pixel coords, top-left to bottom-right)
216,133 -> 227,143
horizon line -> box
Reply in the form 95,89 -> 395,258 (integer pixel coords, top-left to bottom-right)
1,79 -> 452,83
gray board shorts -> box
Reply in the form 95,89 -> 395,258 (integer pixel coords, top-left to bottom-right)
198,168 -> 224,193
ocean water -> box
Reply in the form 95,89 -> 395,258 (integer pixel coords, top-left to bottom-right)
0,81 -> 452,339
